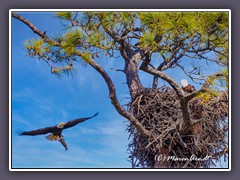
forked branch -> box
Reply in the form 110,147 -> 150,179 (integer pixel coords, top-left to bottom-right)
85,57 -> 151,137
140,60 -> 192,131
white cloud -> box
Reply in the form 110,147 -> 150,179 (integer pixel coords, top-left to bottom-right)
12,113 -> 33,127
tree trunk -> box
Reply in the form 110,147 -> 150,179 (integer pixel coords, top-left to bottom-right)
124,51 -> 171,169
124,51 -> 144,99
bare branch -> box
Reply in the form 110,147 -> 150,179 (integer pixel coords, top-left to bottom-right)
176,63 -> 205,84
98,17 -> 134,60
110,68 -> 125,73
132,27 -> 143,32
85,57 -> 151,137
13,13 -> 47,41
152,76 -> 158,89
12,12 -> 59,46
140,64 -> 184,99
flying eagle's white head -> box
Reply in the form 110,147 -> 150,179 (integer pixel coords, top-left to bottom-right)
57,122 -> 66,129
181,79 -> 188,88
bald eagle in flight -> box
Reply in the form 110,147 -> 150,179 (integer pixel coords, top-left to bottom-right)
181,79 -> 196,93
18,112 -> 99,151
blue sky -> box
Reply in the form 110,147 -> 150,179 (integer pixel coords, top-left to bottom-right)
11,11 -> 228,169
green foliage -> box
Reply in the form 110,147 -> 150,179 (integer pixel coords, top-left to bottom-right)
64,29 -> 83,44
23,11 -> 229,81
24,38 -> 45,56
78,52 -> 91,63
139,11 -> 228,58
196,90 -> 219,103
138,32 -> 155,50
51,64 -> 74,78
60,29 -> 83,55
205,69 -> 228,90
221,68 -> 228,82
139,12 -> 228,35
55,12 -> 72,21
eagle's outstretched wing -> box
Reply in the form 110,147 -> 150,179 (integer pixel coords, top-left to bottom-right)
18,126 -> 55,136
63,112 -> 99,130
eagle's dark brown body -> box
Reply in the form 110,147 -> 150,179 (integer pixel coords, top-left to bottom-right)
182,84 -> 196,93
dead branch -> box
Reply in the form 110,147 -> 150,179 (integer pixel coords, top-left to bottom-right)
12,12 -> 57,44
77,54 -> 151,137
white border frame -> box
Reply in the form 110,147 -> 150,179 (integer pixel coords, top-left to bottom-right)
9,9 -> 231,171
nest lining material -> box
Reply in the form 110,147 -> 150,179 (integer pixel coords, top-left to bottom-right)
127,85 -> 228,168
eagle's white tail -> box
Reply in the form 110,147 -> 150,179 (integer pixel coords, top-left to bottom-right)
45,134 -> 59,141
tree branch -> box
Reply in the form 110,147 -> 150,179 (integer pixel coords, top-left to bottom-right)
140,61 -> 194,132
176,63 -> 206,84
140,64 -> 185,99
184,71 -> 227,102
12,12 -> 59,46
12,12 -> 151,138
185,89 -> 207,102
110,68 -> 125,73
152,76 -> 158,89
85,57 -> 151,137
12,12 -> 48,40
99,18 -> 133,60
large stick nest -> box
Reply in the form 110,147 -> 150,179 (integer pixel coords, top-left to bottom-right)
127,85 -> 228,168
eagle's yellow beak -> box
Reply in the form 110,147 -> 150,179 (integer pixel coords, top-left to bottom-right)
57,122 -> 65,129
